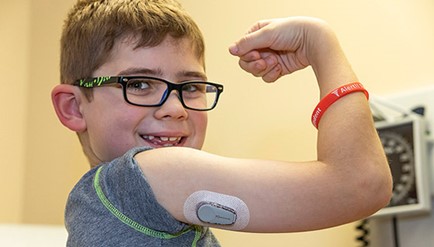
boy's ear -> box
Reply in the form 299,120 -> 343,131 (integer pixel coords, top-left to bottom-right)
51,84 -> 87,132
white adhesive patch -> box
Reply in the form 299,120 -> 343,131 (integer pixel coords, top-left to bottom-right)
183,190 -> 250,230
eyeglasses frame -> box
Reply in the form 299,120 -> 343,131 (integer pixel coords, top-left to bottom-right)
73,76 -> 224,111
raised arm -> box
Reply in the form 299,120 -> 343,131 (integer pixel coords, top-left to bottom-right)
135,17 -> 392,233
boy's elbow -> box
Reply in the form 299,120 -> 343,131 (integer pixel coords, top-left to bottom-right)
370,174 -> 393,212
359,158 -> 393,215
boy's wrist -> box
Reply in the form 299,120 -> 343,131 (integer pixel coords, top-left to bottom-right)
308,30 -> 357,97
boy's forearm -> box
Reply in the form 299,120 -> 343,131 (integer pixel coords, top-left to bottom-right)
310,27 -> 392,215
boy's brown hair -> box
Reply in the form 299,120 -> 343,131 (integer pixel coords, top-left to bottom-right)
60,0 -> 205,86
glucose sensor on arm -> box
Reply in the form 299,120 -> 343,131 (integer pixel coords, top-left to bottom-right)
183,190 -> 250,230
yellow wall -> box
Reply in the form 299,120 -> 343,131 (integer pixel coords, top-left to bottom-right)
0,0 -> 30,223
1,0 -> 433,246
1,0 -> 85,224
21,0 -> 89,225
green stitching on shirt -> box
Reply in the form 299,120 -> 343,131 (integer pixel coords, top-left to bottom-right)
192,225 -> 202,247
93,165 -> 200,245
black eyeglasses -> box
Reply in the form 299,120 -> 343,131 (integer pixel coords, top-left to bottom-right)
73,76 -> 224,111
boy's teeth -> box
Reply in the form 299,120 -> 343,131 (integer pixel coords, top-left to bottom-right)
144,135 -> 181,142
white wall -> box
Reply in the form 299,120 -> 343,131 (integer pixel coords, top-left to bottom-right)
0,224 -> 67,247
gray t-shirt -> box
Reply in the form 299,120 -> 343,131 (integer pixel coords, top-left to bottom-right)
65,147 -> 220,246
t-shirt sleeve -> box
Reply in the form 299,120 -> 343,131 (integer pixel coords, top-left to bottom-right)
65,147 -> 196,246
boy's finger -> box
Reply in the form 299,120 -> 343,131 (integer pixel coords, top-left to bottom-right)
238,59 -> 267,76
238,54 -> 278,78
238,50 -> 261,62
261,64 -> 282,83
229,27 -> 272,57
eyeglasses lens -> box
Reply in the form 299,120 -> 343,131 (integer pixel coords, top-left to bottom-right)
124,78 -> 218,110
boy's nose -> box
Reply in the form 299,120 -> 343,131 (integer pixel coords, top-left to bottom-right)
154,91 -> 188,120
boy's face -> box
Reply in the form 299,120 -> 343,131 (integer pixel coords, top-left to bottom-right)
80,36 -> 208,165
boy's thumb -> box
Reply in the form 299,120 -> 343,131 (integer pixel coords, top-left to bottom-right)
228,30 -> 268,57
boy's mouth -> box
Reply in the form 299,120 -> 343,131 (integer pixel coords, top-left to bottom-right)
141,135 -> 183,147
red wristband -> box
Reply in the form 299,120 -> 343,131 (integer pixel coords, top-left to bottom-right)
311,82 -> 369,129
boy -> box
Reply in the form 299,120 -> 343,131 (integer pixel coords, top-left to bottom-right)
51,0 -> 392,246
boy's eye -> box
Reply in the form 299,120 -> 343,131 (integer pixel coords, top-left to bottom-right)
183,84 -> 198,92
125,78 -> 166,97
127,79 -> 151,90
183,83 -> 206,93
